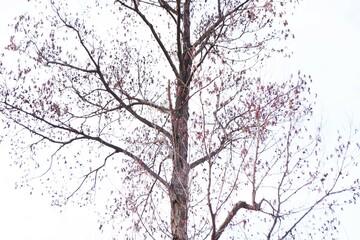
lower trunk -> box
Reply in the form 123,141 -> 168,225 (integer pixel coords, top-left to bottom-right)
170,84 -> 190,239
169,164 -> 189,240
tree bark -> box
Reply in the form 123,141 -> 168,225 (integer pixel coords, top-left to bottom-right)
169,77 -> 190,240
170,1 -> 192,239
169,81 -> 190,239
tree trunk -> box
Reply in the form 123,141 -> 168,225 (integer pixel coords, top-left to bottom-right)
169,80 -> 190,239
170,70 -> 191,240
169,139 -> 189,240
170,1 -> 192,239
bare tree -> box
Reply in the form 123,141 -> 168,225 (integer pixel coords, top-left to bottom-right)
1,0 -> 359,239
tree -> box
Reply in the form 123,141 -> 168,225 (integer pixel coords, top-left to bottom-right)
1,0 -> 359,239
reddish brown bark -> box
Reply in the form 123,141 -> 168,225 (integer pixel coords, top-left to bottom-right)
169,1 -> 192,239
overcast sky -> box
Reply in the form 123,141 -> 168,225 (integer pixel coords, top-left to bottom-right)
1,0 -> 359,239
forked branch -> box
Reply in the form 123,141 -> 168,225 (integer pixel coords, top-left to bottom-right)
214,200 -> 262,240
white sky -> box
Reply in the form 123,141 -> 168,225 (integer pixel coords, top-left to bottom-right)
1,0 -> 359,239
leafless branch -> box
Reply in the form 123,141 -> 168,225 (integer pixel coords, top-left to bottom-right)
51,6 -> 172,140
115,0 -> 180,79
3,101 -> 170,188
214,200 -> 261,240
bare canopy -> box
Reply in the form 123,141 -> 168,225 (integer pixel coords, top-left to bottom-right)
1,0 -> 359,239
